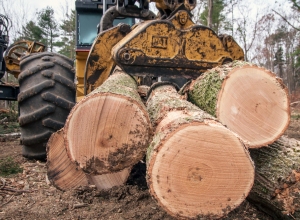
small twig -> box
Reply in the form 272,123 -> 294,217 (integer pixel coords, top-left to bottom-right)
0,177 -> 5,189
0,195 -> 14,207
0,117 -> 7,123
72,203 -> 88,209
1,187 -> 34,193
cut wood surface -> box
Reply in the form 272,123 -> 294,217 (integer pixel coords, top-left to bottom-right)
46,129 -> 89,191
88,168 -> 131,190
248,136 -> 300,220
147,83 -> 254,219
64,69 -> 151,175
187,61 -> 290,148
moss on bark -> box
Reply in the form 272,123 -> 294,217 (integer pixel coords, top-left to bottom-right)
147,84 -> 213,127
188,60 -> 254,117
249,137 -> 300,220
87,69 -> 145,109
146,83 -> 215,166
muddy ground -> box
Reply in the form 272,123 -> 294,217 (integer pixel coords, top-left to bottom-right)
0,106 -> 299,220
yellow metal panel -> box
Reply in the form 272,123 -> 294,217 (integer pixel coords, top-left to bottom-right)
185,28 -> 230,62
75,50 -> 88,99
85,25 -> 131,94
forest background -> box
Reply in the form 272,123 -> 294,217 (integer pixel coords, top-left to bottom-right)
0,0 -> 299,98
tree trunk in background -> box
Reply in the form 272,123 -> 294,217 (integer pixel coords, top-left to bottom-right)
64,69 -> 152,175
146,82 -> 254,219
187,61 -> 290,148
248,136 -> 300,220
207,0 -> 213,28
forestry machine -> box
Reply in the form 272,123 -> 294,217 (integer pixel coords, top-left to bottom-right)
0,14 -> 20,101
0,13 -> 45,100
4,0 -> 245,159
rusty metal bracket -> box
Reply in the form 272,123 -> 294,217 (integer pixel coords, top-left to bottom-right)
100,6 -> 156,32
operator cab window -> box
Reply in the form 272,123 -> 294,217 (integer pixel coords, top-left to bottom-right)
77,12 -> 135,47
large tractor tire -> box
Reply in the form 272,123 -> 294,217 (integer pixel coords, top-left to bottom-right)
18,52 -> 76,159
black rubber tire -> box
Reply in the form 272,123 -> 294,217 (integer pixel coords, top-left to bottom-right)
18,52 -> 76,159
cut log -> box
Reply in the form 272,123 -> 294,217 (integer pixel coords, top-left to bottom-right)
248,136 -> 300,220
46,129 -> 89,191
88,168 -> 131,190
64,69 -> 151,175
47,129 -> 131,191
187,61 -> 290,148
146,83 -> 254,219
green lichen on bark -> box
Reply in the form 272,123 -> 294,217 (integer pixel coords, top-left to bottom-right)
147,85 -> 207,126
89,71 -> 145,108
146,84 -> 215,165
188,69 -> 223,117
188,60 -> 254,117
249,137 -> 300,219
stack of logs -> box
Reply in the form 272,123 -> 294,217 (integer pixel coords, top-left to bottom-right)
46,61 -> 300,219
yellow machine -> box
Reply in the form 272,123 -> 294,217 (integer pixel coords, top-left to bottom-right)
5,40 -> 45,78
77,0 -> 243,97
3,0 -> 244,159
4,0 -> 244,99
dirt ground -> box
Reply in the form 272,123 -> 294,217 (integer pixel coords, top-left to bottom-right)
0,106 -> 299,220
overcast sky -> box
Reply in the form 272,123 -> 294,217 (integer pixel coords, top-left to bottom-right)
0,0 -> 293,41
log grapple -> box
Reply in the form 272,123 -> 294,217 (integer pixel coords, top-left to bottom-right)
84,0 -> 244,94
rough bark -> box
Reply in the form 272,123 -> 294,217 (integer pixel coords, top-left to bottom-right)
64,69 -> 152,175
248,136 -> 300,220
47,129 -> 89,191
187,61 -> 290,148
146,82 -> 254,219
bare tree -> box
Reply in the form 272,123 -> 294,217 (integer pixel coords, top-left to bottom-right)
234,4 -> 260,62
0,0 -> 32,42
207,0 -> 213,28
192,0 -> 206,24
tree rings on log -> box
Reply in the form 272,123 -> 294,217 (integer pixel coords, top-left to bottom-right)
88,168 -> 131,190
47,129 -> 89,191
147,119 -> 254,219
188,61 -> 290,148
64,71 -> 151,175
147,83 -> 254,219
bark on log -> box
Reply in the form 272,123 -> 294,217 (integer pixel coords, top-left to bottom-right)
187,61 -> 290,148
146,83 -> 254,219
64,69 -> 151,175
47,129 -> 89,191
248,136 -> 300,220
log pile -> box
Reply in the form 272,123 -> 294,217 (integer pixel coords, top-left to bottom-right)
146,83 -> 254,219
186,61 -> 290,148
249,136 -> 300,220
46,68 -> 151,190
46,61 -> 296,219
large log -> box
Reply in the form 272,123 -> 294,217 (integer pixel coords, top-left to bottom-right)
146,83 -> 254,219
47,129 -> 89,191
187,61 -> 290,148
248,136 -> 300,220
47,129 -> 132,190
64,69 -> 151,175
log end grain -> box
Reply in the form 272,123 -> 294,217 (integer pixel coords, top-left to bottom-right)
88,168 -> 131,190
147,121 -> 254,219
47,129 -> 89,191
217,65 -> 290,148
65,93 -> 151,175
